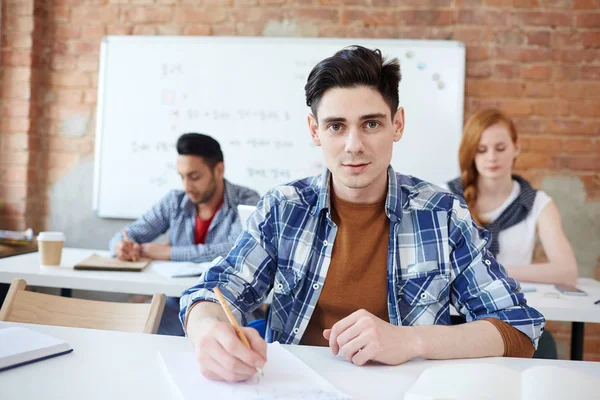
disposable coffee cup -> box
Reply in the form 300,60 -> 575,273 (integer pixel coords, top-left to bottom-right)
37,232 -> 65,267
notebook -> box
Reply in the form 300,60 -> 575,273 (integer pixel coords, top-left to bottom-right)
404,362 -> 598,400
74,253 -> 150,272
152,260 -> 214,278
159,342 -> 350,400
0,327 -> 73,372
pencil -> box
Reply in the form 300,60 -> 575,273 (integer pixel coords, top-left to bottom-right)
121,229 -> 137,262
213,286 -> 264,376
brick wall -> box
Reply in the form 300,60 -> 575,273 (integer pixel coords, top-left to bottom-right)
0,0 -> 598,359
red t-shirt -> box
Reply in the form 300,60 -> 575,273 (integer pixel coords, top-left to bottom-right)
194,203 -> 223,244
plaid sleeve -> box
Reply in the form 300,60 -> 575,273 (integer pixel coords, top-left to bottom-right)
447,197 -> 546,347
179,194 -> 279,327
108,191 -> 174,255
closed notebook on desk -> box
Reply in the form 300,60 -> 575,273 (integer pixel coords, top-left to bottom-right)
404,362 -> 598,400
74,253 -> 150,272
0,327 -> 73,372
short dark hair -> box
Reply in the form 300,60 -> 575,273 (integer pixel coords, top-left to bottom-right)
176,133 -> 223,168
304,45 -> 401,119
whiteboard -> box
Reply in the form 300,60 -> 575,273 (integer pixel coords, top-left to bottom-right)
94,37 -> 465,219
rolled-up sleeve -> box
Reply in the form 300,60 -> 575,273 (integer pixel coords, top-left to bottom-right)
447,198 -> 545,348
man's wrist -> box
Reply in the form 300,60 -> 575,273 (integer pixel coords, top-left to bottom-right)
409,325 -> 428,359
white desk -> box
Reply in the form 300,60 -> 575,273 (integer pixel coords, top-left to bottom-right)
1,322 -> 599,400
0,248 -> 199,297
521,278 -> 600,361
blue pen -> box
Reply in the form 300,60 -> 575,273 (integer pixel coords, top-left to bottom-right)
594,299 -> 600,305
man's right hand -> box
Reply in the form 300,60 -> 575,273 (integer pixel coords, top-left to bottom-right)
114,240 -> 141,261
193,319 -> 267,382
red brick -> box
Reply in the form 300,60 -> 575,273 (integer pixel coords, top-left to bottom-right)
0,184 -> 27,202
586,83 -> 600,99
580,174 -> 600,201
122,7 -> 173,23
514,118 -> 542,134
513,0 -> 540,7
1,33 -> 33,49
235,22 -> 265,36
513,11 -> 572,27
342,10 -> 397,26
522,65 -> 552,80
290,8 -> 339,22
582,32 -> 600,48
1,101 -> 30,118
50,54 -> 78,71
0,49 -> 31,67
45,89 -> 85,105
3,1 -> 34,15
514,153 -> 553,169
84,90 -> 98,105
553,48 -> 599,63
174,7 -> 229,23
495,30 -> 525,45
81,26 -> 106,41
526,31 -> 551,47
553,65 -> 580,80
183,25 -> 212,35
1,134 -> 29,151
132,25 -> 158,35
373,0 -> 452,5
0,151 -> 29,166
466,80 -> 523,97
466,62 -> 492,78
0,118 -> 30,134
576,13 -> 600,28
234,0 -> 258,4
4,17 -> 34,33
466,45 -> 489,61
563,139 -> 594,154
552,31 -> 583,47
156,25 -> 183,35
212,23 -> 237,35
525,137 -> 563,156
106,26 -> 133,35
499,100 -> 533,116
496,47 -> 550,62
66,42 -> 100,56
542,119 -> 599,135
1,80 -> 30,99
541,0 -> 574,7
0,167 -> 29,184
556,156 -> 600,171
46,72 -> 91,88
78,55 -> 100,72
453,27 -> 495,43
71,6 -> 120,23
573,0 -> 600,7
55,25 -> 81,41
457,9 -> 509,26
0,202 -> 27,217
572,101 -> 600,118
533,101 -> 570,116
494,63 -> 521,79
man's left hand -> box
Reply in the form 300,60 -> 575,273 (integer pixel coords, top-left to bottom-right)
324,309 -> 421,366
140,243 -> 172,260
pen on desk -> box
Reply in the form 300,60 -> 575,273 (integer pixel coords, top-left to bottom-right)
121,229 -> 137,262
213,286 -> 264,376
594,299 -> 600,306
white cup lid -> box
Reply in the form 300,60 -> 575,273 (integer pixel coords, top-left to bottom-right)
37,232 -> 65,242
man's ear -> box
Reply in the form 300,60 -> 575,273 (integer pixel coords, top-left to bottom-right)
214,161 -> 225,180
393,107 -> 405,143
308,114 -> 321,147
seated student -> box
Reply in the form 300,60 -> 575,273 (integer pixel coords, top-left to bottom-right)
109,133 -> 259,336
443,109 -> 577,359
180,46 -> 545,382
444,109 -> 578,287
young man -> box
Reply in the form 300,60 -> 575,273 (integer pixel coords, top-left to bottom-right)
180,46 -> 545,381
109,133 -> 259,335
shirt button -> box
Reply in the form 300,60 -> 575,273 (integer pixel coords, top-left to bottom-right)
484,259 -> 491,266
277,283 -> 284,290
293,328 -> 299,334
313,283 -> 320,290
323,240 -> 328,246
420,292 -> 428,299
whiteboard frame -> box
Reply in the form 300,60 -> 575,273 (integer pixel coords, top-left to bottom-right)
93,36 -> 465,218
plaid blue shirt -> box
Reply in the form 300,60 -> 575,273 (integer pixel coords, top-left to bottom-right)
108,180 -> 260,263
180,167 -> 545,346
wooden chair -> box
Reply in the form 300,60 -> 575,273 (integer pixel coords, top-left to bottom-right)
0,279 -> 166,334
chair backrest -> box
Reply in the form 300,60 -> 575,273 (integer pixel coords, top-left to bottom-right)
0,279 -> 166,334
237,204 -> 257,230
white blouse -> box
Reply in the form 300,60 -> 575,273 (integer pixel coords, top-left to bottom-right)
439,181 -> 551,266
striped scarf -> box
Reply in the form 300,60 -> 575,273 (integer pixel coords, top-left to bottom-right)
447,175 -> 537,256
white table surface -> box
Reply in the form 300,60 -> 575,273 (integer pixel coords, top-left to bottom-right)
520,278 -> 600,323
0,248 -> 199,297
1,322 -> 599,400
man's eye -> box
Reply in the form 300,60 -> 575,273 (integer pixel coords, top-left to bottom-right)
366,121 -> 380,129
